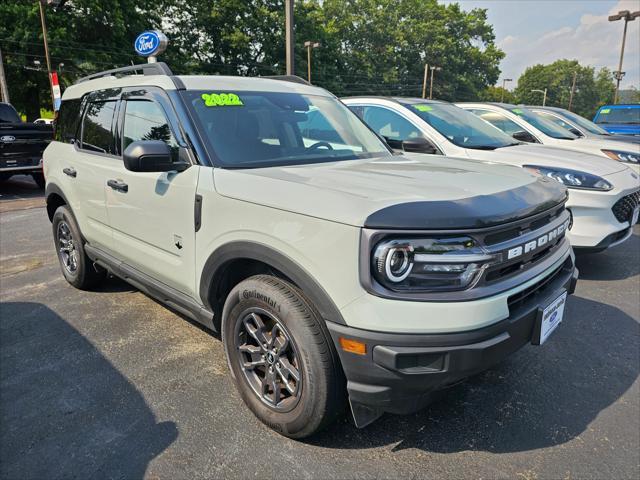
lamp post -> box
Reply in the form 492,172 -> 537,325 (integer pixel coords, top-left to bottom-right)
609,9 -> 640,104
429,66 -> 441,100
500,78 -> 512,102
421,63 -> 429,99
37,0 -> 55,110
304,41 -> 320,83
531,88 -> 547,106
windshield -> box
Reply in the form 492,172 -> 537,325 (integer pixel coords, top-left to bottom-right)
510,107 -> 577,139
404,102 -> 518,149
595,107 -> 640,125
182,90 -> 391,168
556,109 -> 609,134
0,104 -> 21,124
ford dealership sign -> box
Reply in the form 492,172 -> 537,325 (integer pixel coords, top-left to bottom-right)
134,31 -> 168,57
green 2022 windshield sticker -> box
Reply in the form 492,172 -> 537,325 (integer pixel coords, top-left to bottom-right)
414,105 -> 432,112
600,108 -> 611,114
201,92 -> 244,107
512,108 -> 524,115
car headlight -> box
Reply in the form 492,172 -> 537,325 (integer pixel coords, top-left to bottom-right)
602,149 -> 640,164
372,237 -> 499,292
523,165 -> 613,191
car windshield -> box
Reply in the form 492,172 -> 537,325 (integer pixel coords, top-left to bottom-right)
554,109 -> 609,135
404,102 -> 518,149
0,104 -> 21,124
510,107 -> 577,139
595,107 -> 640,125
182,90 -> 391,168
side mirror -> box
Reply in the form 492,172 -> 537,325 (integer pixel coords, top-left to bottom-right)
512,130 -> 538,143
123,140 -> 189,173
568,127 -> 583,137
402,137 -> 438,154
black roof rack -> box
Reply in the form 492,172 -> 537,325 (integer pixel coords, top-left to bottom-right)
76,62 -> 174,84
262,75 -> 311,86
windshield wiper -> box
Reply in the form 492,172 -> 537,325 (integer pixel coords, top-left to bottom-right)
466,145 -> 499,150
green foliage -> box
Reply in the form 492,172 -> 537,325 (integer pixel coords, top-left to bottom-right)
513,60 -> 616,118
2,0 -> 504,117
478,85 -> 514,103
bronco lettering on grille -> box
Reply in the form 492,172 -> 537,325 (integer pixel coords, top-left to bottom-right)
506,219 -> 570,260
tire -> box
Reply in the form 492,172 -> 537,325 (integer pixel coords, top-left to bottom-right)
32,172 -> 45,189
222,275 -> 345,438
52,205 -> 105,290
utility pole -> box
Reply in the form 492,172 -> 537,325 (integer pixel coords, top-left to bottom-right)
568,71 -> 578,111
429,66 -> 441,100
0,47 -> 9,103
38,0 -> 56,110
421,63 -> 429,99
609,10 -> 640,104
500,78 -> 512,102
285,0 -> 295,76
304,41 -> 320,83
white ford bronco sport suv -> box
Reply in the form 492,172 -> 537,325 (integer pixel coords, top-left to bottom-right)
44,63 -> 578,438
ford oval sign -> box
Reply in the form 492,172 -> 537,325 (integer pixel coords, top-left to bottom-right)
134,31 -> 168,57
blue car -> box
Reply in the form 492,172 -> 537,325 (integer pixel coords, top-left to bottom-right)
593,104 -> 640,136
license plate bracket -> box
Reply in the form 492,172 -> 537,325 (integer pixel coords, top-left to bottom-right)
532,290 -> 567,345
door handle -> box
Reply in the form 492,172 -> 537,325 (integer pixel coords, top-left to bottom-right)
107,179 -> 128,193
63,167 -> 77,178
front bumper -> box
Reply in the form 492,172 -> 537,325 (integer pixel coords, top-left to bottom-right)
327,253 -> 578,423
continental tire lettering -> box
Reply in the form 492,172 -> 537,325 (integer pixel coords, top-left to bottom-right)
242,289 -> 281,312
201,92 -> 244,107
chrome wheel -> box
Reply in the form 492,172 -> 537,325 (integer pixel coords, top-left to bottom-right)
57,220 -> 78,274
234,307 -> 302,411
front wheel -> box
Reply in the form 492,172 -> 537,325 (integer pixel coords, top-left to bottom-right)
222,275 -> 345,438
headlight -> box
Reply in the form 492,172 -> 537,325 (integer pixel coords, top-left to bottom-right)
523,165 -> 613,191
602,149 -> 640,164
372,237 -> 499,292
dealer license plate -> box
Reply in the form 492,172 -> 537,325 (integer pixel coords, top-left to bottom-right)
538,292 -> 567,345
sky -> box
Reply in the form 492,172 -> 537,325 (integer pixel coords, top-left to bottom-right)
442,0 -> 640,89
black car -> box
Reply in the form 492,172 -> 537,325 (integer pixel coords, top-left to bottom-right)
1,102 -> 53,188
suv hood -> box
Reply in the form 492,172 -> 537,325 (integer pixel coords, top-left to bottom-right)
214,153 -> 567,229
494,144 -> 628,176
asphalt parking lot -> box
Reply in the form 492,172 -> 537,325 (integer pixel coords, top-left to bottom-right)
1,176 -> 639,480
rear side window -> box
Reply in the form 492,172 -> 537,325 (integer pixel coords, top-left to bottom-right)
81,101 -> 117,154
122,100 -> 180,161
55,99 -> 82,143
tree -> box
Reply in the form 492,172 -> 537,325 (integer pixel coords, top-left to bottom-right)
0,0 -> 161,119
478,85 -> 515,103
513,60 -> 616,118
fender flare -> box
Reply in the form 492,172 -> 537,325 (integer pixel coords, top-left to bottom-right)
45,182 -> 71,221
199,241 -> 346,326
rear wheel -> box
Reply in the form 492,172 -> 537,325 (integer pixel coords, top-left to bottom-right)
222,275 -> 345,438
52,205 -> 105,289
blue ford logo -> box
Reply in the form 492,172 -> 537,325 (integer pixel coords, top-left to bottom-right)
134,31 -> 167,57
550,311 -> 558,323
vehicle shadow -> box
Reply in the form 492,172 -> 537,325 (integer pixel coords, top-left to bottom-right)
0,302 -> 178,479
0,175 -> 44,199
309,295 -> 639,453
575,226 -> 639,281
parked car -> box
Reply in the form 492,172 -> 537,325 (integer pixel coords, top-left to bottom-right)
0,102 -> 53,188
33,118 -> 54,125
343,97 -> 640,252
593,104 -> 640,136
457,103 -> 640,172
527,106 -> 639,145
45,63 -> 577,438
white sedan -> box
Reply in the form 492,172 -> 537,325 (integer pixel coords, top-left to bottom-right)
342,96 -> 640,252
456,102 -> 640,172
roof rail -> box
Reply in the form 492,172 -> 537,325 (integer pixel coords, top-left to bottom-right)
262,75 -> 311,86
76,62 -> 174,84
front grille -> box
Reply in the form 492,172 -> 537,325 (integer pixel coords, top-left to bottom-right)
612,190 -> 640,224
507,257 -> 571,312
483,204 -> 565,246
